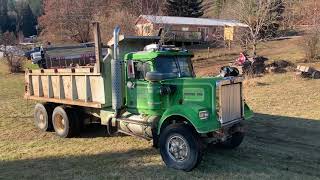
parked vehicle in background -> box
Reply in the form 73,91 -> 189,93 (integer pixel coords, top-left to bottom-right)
25,47 -> 41,60
28,43 -> 107,69
24,24 -> 253,171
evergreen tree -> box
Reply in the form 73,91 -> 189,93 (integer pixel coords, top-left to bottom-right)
15,1 -> 37,37
164,0 -> 204,17
0,0 -> 9,32
27,0 -> 43,17
7,0 -> 16,11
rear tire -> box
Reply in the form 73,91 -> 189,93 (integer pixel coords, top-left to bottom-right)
159,124 -> 202,171
312,71 -> 320,79
52,106 -> 79,138
34,103 -> 53,132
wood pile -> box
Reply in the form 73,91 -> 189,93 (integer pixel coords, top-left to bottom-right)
296,65 -> 320,79
231,56 -> 268,76
265,60 -> 296,73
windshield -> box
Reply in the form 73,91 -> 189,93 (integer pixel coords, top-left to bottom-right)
155,56 -> 194,78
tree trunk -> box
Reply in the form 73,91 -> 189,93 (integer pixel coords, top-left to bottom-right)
252,41 -> 257,58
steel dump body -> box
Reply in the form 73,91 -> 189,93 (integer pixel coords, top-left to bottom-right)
25,68 -> 107,108
25,35 -> 161,109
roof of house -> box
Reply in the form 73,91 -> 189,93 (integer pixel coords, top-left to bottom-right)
136,15 -> 248,27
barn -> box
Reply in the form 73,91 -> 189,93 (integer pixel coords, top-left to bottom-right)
135,15 -> 249,44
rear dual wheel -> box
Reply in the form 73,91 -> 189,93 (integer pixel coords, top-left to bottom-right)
52,106 -> 80,138
34,103 -> 54,132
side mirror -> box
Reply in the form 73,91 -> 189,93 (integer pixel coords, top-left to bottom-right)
145,71 -> 177,82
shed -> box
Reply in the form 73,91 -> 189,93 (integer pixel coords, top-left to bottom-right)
135,15 -> 249,44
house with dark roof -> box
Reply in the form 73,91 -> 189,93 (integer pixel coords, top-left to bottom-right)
135,15 -> 249,44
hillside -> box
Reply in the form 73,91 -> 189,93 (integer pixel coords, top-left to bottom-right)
192,36 -> 320,76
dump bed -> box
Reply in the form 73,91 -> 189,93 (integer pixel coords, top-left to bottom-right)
25,30 -> 161,109
24,67 -> 108,108
43,46 -> 107,69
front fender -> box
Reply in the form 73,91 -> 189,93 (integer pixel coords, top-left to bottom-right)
244,103 -> 254,120
157,104 -> 219,135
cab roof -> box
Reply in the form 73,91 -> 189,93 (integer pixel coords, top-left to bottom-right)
124,50 -> 193,61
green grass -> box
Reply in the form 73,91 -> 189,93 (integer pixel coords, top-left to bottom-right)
24,61 -> 39,70
0,46 -> 320,179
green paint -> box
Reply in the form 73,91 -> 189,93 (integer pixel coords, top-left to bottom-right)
124,50 -> 193,61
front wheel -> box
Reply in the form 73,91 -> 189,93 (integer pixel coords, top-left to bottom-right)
159,124 -> 202,171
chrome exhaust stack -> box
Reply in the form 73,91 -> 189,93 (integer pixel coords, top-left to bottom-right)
111,26 -> 122,117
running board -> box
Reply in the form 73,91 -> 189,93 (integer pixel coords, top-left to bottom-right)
117,130 -> 152,141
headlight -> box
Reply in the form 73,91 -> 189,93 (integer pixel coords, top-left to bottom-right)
199,110 -> 209,120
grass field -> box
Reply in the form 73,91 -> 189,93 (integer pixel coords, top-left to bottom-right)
1,39 -> 320,180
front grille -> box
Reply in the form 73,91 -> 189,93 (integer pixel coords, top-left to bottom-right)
218,83 -> 243,125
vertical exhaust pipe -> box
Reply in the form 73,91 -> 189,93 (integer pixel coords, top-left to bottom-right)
93,22 -> 102,73
111,26 -> 122,117
113,26 -> 120,62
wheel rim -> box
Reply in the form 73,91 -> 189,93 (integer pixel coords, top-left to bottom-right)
54,114 -> 66,134
166,134 -> 190,162
36,110 -> 46,129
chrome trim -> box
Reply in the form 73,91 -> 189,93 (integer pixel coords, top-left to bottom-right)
220,118 -> 243,128
216,77 -> 244,127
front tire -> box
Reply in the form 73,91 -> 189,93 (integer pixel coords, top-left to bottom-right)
159,124 -> 202,171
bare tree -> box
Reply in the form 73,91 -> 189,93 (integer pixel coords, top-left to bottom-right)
120,0 -> 165,16
0,31 -> 16,57
39,0 -> 154,43
301,28 -> 320,61
0,31 -> 22,73
94,10 -> 137,42
39,0 -> 106,43
231,0 -> 284,57
282,0 -> 320,28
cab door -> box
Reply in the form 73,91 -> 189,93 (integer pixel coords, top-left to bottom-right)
126,60 -> 151,113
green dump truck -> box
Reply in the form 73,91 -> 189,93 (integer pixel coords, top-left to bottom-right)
25,24 -> 253,171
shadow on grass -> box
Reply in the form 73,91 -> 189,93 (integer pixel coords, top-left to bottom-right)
0,148 -> 163,180
1,113 -> 320,179
77,124 -> 108,138
203,113 -> 320,178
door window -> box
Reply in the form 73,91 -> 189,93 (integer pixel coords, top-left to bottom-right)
129,61 -> 151,80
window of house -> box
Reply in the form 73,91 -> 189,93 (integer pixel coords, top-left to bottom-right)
198,27 -> 209,35
182,27 -> 189,31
